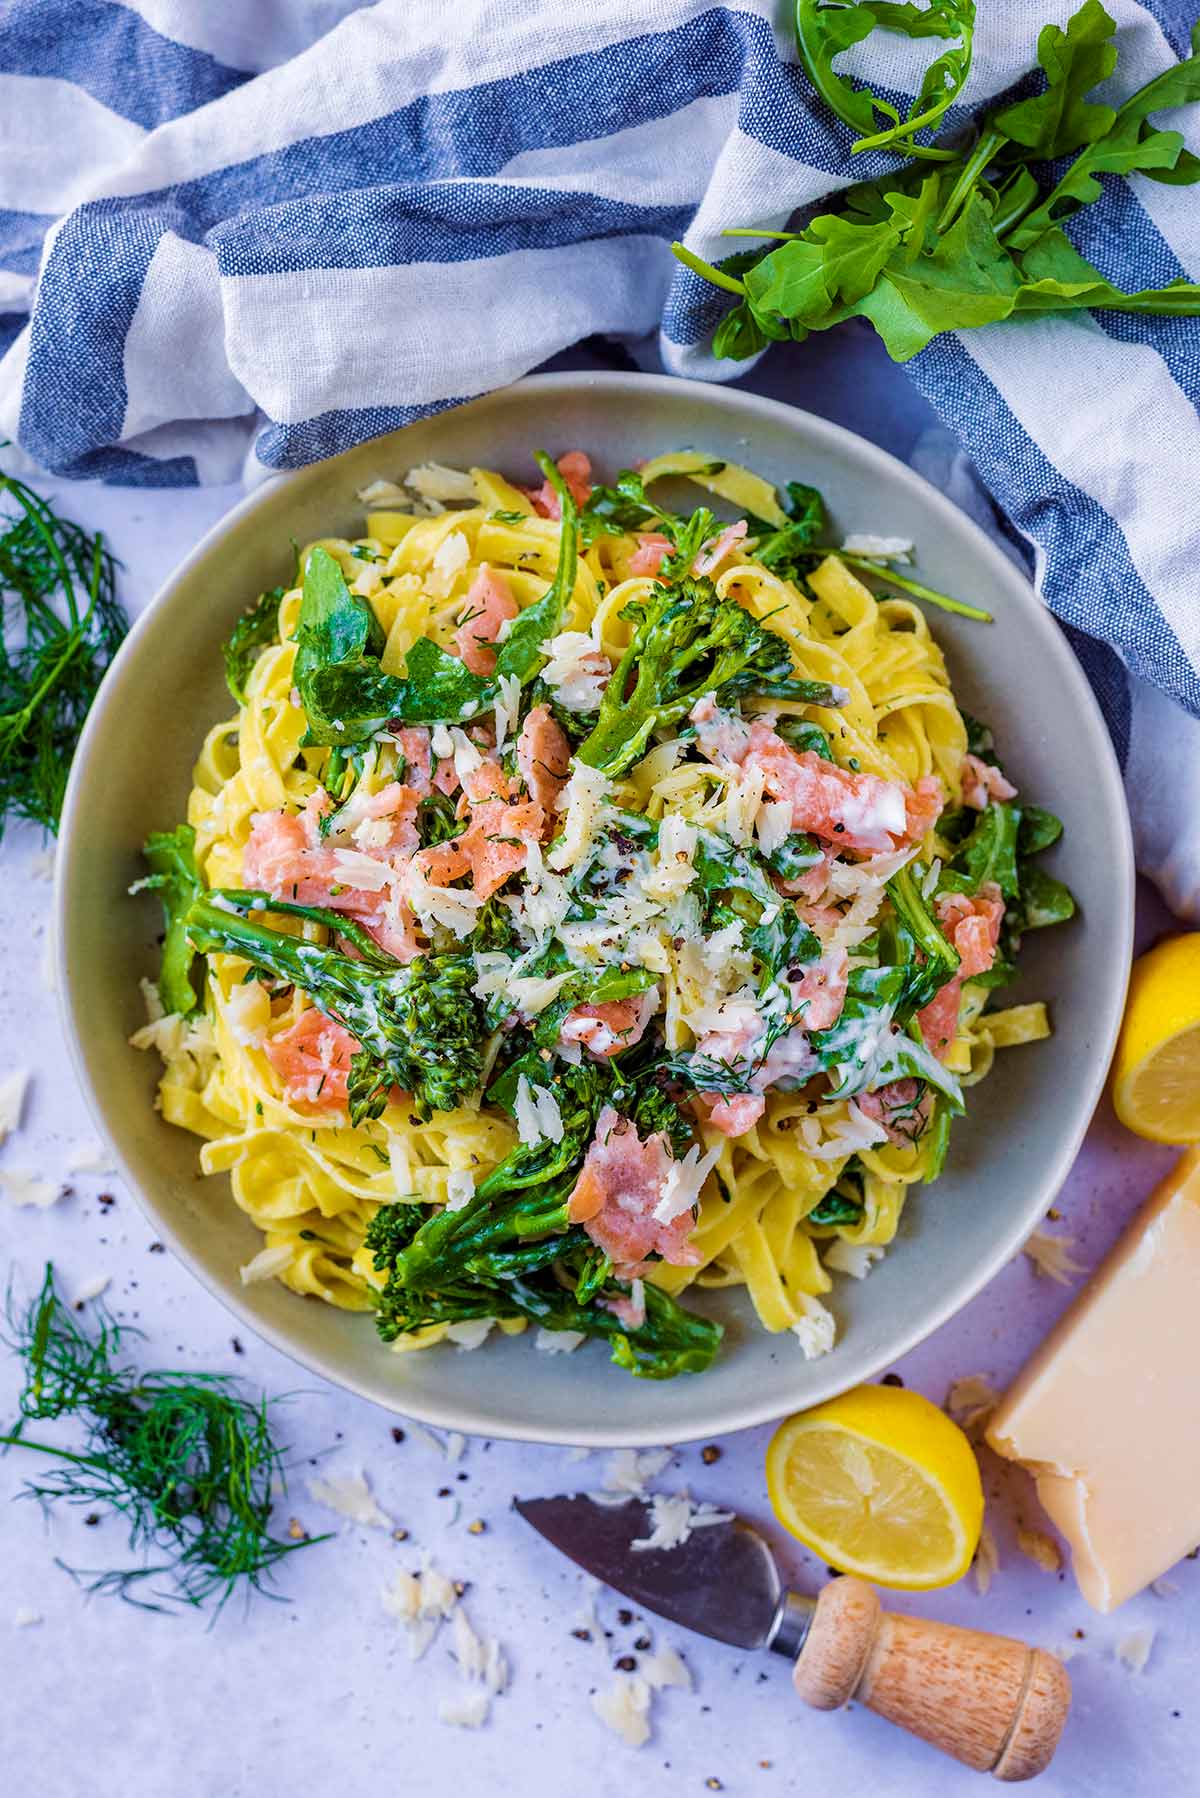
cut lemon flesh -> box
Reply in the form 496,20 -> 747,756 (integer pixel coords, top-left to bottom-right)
1113,934 -> 1200,1144
766,1385 -> 983,1590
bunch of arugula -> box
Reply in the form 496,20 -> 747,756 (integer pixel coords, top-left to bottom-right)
675,2 -> 1200,363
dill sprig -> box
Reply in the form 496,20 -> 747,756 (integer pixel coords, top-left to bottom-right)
0,1265 -> 326,1614
0,469 -> 127,839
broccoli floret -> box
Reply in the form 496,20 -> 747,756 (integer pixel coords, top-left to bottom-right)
184,890 -> 483,1123
576,577 -> 843,778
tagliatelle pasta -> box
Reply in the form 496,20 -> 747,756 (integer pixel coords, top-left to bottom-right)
134,448 -> 1068,1376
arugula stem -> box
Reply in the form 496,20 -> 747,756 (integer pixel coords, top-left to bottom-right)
936,127 -> 1004,232
720,228 -> 803,243
671,243 -> 747,295
839,554 -> 992,621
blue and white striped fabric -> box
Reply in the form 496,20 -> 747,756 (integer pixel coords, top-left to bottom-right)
2,0 -> 1199,913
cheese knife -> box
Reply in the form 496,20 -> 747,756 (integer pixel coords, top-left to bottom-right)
515,1493 -> 1070,1781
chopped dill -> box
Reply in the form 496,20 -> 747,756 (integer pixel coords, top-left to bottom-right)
0,1265 -> 326,1614
0,470 -> 127,838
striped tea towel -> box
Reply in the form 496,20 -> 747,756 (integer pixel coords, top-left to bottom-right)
1,0 -> 1198,915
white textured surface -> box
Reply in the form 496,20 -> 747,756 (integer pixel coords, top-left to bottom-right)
1,341 -> 1197,1796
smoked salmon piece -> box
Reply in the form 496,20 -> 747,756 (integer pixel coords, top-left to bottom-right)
917,885 -> 1005,1058
418,797 -> 545,901
264,1009 -> 360,1112
454,566 -> 518,676
567,1106 -> 701,1272
516,704 -> 571,814
560,989 -> 658,1059
528,450 -> 592,519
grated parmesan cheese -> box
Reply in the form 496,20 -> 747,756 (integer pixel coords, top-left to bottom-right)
427,530 -> 471,597
405,462 -> 477,504
791,1292 -> 836,1360
539,629 -> 611,713
402,855 -> 485,939
0,1069 -> 29,1143
841,533 -> 913,559
631,1492 -> 733,1553
1023,1229 -> 1086,1285
444,1318 -> 496,1351
547,762 -> 611,872
654,1140 -> 721,1226
798,1101 -> 888,1162
445,1170 -> 476,1213
64,1139 -> 115,1175
12,1609 -> 42,1629
822,1239 -> 883,1280
239,1243 -> 293,1285
493,673 -> 522,751
755,799 -> 793,857
514,1075 -> 565,1147
308,1468 -> 394,1530
536,1327 -> 586,1354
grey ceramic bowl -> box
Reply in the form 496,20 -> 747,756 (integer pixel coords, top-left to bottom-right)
57,372 -> 1133,1445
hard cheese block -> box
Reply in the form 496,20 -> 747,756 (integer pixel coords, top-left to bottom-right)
987,1149 -> 1200,1612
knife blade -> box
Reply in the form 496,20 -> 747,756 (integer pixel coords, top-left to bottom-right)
513,1493 -> 812,1653
516,1491 -> 1072,1780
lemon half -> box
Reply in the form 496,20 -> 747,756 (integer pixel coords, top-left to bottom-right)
766,1384 -> 983,1590
1113,933 -> 1200,1144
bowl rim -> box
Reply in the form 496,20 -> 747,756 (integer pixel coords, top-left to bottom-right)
55,368 -> 1135,1444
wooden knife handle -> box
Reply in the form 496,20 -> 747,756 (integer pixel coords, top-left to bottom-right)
792,1577 -> 1070,1781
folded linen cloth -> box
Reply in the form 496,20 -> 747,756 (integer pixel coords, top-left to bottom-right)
1,0 -> 1197,914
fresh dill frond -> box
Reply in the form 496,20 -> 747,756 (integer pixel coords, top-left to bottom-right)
0,469 -> 127,839
0,1265 -> 326,1614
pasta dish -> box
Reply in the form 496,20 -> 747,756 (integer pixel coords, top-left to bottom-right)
132,447 -> 1074,1378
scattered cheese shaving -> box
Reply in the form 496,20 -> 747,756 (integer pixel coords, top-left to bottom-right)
12,1608 -> 42,1629
592,1674 -> 652,1748
945,1373 -> 1000,1441
841,533 -> 913,558
604,1447 -> 672,1494
64,1140 -> 115,1175
547,763 -> 610,872
1023,1229 -> 1086,1285
1016,1526 -> 1063,1575
974,1522 -> 1000,1596
307,1469 -> 394,1530
654,1140 -> 721,1226
641,1644 -> 692,1692
493,673 -> 522,751
427,529 -> 471,597
631,1492 -> 732,1552
0,1069 -> 29,1142
1115,1627 -> 1155,1674
438,1690 -> 490,1729
0,1169 -> 60,1209
72,1273 -> 111,1306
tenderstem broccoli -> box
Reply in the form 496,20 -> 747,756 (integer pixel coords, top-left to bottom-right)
576,577 -> 845,777
184,889 -> 483,1123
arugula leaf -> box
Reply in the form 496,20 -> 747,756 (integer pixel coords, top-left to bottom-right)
1006,18 -> 1200,249
223,587 -> 283,704
944,800 -> 1022,899
1013,863 -> 1076,931
1018,804 -> 1062,856
991,0 -> 1118,161
746,481 -> 828,580
809,963 -> 965,1109
132,825 -> 205,1016
794,0 -> 972,160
